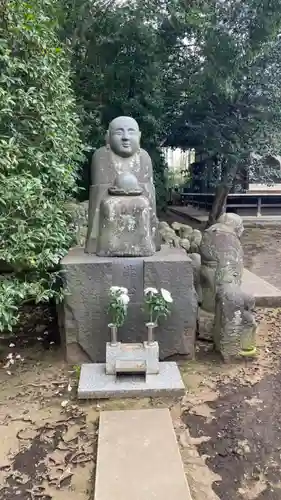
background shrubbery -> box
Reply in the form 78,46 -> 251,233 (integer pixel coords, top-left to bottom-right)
2,0 -> 281,331
0,0 -> 84,330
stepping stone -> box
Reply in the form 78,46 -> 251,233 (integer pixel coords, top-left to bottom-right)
242,269 -> 281,307
94,409 -> 192,500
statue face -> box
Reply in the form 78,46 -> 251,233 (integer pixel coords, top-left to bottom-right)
108,117 -> 140,158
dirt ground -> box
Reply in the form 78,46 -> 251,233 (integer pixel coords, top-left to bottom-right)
0,309 -> 280,500
241,227 -> 281,289
1,215 -> 281,500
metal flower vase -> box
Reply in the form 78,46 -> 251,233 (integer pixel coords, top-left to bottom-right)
146,322 -> 157,345
108,323 -> 118,345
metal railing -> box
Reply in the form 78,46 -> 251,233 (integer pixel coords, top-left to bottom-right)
177,192 -> 281,217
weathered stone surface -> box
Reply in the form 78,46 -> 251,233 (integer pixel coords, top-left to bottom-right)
112,172 -> 141,193
144,246 -> 197,360
158,221 -> 170,230
93,409 -> 191,499
105,341 -> 159,375
60,245 -> 197,363
85,117 -> 159,254
78,362 -> 185,399
199,222 -> 244,312
197,213 -> 258,354
96,194 -> 155,257
159,226 -> 182,249
180,224 -> 193,239
197,308 -> 214,341
171,221 -> 182,233
218,213 -> 244,237
189,252 -> 202,303
213,282 -> 257,361
179,238 -> 190,252
190,229 -> 202,247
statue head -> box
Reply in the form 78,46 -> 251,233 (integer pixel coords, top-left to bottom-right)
218,213 -> 244,238
107,116 -> 141,158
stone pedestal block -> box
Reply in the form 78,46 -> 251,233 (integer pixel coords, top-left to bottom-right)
97,195 -> 155,257
59,245 -> 197,363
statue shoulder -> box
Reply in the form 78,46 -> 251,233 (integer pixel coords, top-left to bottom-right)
140,149 -> 153,177
140,148 -> 152,163
92,146 -> 108,164
90,146 -> 113,185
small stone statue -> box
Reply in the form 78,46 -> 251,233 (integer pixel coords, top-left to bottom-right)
199,213 -> 257,360
85,116 -> 160,255
199,213 -> 244,313
213,282 -> 257,361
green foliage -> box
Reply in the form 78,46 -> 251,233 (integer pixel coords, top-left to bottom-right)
3,0 -> 281,329
0,0 -> 84,331
144,288 -> 173,325
58,0 -> 180,203
148,148 -> 168,211
107,286 -> 130,328
165,0 -> 281,187
73,364 -> 81,379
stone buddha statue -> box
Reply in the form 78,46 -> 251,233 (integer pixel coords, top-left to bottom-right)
85,116 -> 160,256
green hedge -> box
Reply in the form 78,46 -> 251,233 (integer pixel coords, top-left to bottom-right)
0,0 -> 84,331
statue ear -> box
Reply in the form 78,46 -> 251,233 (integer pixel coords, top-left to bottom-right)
139,131 -> 141,141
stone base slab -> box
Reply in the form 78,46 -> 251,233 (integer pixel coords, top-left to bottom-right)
60,245 -> 197,363
77,362 -> 185,399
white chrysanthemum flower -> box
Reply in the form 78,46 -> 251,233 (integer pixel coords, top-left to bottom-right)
120,287 -> 128,294
144,287 -> 158,295
120,294 -> 130,305
161,288 -> 173,303
110,286 -> 121,293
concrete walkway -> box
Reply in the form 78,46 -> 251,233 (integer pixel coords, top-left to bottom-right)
167,207 -> 281,307
94,409 -> 192,500
170,205 -> 281,227
242,269 -> 281,307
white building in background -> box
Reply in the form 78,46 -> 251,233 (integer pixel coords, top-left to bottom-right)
162,147 -> 195,171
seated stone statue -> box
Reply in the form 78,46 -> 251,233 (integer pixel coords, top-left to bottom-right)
85,116 -> 160,255
96,172 -> 155,257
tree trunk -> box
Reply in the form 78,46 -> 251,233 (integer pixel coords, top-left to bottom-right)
206,183 -> 229,228
206,160 -> 239,228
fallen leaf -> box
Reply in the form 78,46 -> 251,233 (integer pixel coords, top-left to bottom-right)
62,424 -> 80,443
